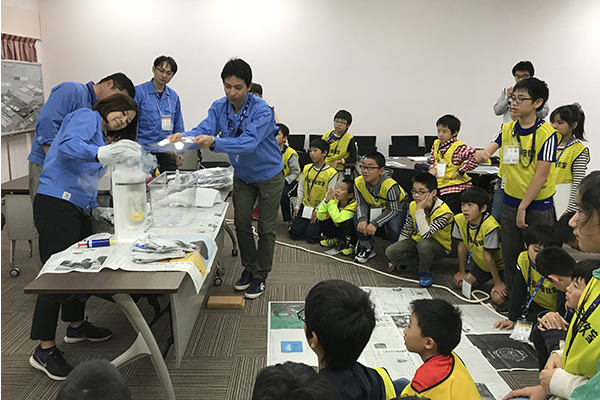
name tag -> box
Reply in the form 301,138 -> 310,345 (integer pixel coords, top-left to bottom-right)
161,116 -> 172,131
510,320 -> 533,342
462,279 -> 472,299
370,208 -> 382,221
302,206 -> 314,219
503,144 -> 520,164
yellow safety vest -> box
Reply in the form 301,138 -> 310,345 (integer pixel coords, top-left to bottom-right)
323,130 -> 354,172
354,176 -> 406,210
554,142 -> 589,185
302,164 -> 338,208
372,367 -> 397,400
518,251 -> 557,311
500,121 -> 557,201
433,139 -> 472,188
409,200 -> 454,251
454,213 -> 504,273
562,276 -> 600,385
401,352 -> 480,400
282,146 -> 299,181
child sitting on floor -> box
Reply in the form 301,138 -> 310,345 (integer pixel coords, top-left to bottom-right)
399,299 -> 480,399
317,178 -> 357,256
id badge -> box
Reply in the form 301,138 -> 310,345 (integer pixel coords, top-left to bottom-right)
503,144 -> 520,164
462,279 -> 472,299
510,320 -> 533,342
370,208 -> 382,221
161,116 -> 172,131
302,206 -> 314,219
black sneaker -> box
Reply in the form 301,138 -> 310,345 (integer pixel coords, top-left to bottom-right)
245,278 -> 265,299
64,319 -> 112,343
29,346 -> 73,381
234,270 -> 253,291
355,247 -> 376,263
495,300 -> 510,316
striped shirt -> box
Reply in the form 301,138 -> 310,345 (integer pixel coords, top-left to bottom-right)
559,139 -> 589,213
428,137 -> 478,195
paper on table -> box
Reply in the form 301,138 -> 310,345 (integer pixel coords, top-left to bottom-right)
194,187 -> 219,208
387,161 -> 406,168
408,156 -> 429,162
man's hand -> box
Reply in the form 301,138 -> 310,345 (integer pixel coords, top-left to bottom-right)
357,220 -> 368,235
310,211 -> 317,224
475,149 -> 491,163
193,135 -> 214,149
293,208 -> 299,218
365,223 -> 377,236
538,312 -> 569,332
417,192 -> 434,210
494,319 -> 515,330
325,188 -> 335,202
453,271 -> 468,288
429,167 -> 437,177
491,281 -> 507,299
168,133 -> 184,143
453,171 -> 466,182
176,154 -> 184,167
506,86 -> 514,101
502,385 -> 547,400
516,207 -> 528,229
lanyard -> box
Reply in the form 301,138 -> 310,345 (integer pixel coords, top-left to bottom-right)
523,261 -> 544,316
306,165 -> 326,201
152,90 -> 172,117
565,285 -> 600,359
327,131 -> 344,155
514,119 -> 541,168
555,135 -> 575,166
436,139 -> 455,162
228,95 -> 251,137
466,216 -> 485,268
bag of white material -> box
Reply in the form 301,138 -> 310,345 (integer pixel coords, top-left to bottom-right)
194,188 -> 220,208
192,166 -> 233,189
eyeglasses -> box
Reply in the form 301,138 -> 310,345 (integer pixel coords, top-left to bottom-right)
155,66 -> 174,77
411,189 -> 431,196
514,74 -> 531,80
333,119 -> 348,125
360,165 -> 379,171
508,96 -> 533,104
297,308 -> 306,322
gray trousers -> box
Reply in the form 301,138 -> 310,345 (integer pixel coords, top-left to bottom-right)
385,237 -> 448,273
501,203 -> 555,293
28,161 -> 43,272
233,172 -> 284,280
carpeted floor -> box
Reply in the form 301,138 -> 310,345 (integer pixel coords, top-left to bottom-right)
4,201 -> 586,399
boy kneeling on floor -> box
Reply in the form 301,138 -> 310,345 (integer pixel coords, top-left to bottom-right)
317,178 -> 358,256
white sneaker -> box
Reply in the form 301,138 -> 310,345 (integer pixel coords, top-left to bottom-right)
355,247 -> 376,263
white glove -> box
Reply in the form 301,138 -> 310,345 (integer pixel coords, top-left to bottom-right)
97,140 -> 142,165
91,207 -> 114,224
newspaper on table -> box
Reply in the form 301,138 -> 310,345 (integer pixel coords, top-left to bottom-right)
39,233 -> 217,293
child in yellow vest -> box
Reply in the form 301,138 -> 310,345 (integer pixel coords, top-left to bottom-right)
428,114 -> 478,215
317,178 -> 357,256
494,225 -> 568,330
354,151 -> 407,264
386,173 -> 453,287
399,299 -> 480,400
304,280 -> 398,400
322,110 -> 357,177
276,123 -> 300,223
475,77 -> 559,296
290,138 -> 338,242
452,187 -> 506,304
549,104 -> 589,216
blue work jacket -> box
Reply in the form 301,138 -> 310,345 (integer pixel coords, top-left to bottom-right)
37,109 -> 107,211
28,81 -> 97,166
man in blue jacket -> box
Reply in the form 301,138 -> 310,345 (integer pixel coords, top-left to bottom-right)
169,58 -> 283,299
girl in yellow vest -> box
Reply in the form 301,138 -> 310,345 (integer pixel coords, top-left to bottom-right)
317,178 -> 358,256
549,104 -> 589,216
321,109 -> 357,176
428,114 -> 479,215
503,172 -> 600,400
290,138 -> 338,242
276,123 -> 300,223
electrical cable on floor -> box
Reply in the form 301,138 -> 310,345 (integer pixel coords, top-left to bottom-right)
225,219 -> 507,319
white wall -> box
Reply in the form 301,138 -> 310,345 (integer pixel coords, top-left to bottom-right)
31,0 -> 600,173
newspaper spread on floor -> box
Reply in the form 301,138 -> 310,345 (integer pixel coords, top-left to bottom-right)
268,287 -> 538,400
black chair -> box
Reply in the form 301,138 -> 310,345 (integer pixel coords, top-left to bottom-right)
391,135 -> 419,146
424,135 -> 437,152
298,151 -> 312,170
309,134 -> 322,145
287,134 -> 306,152
357,145 -> 377,156
391,167 -> 419,199
388,145 -> 426,157
354,135 -> 377,148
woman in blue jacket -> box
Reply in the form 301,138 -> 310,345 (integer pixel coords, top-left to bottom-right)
30,93 -> 141,381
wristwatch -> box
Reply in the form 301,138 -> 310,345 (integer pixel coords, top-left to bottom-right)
209,137 -> 216,151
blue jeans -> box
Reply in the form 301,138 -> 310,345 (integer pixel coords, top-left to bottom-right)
353,204 -> 407,249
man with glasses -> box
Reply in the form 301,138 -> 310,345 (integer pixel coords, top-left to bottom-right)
354,151 -> 407,263
321,110 -> 358,179
135,55 -> 185,173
